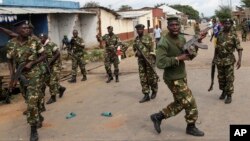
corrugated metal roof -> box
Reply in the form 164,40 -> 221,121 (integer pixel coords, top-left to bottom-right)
0,7 -> 96,14
117,11 -> 150,19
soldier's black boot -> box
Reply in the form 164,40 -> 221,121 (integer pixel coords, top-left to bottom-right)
37,115 -> 44,128
30,125 -> 39,141
150,111 -> 165,133
224,95 -> 232,104
186,123 -> 205,136
106,74 -> 113,83
81,75 -> 87,81
219,91 -> 226,100
139,94 -> 150,103
46,96 -> 56,104
59,86 -> 66,98
151,91 -> 157,99
115,75 -> 119,82
68,75 -> 76,83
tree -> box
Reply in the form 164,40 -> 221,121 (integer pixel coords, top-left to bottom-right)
154,3 -> 166,8
170,5 -> 199,19
215,6 -> 232,20
83,1 -> 100,8
241,0 -> 250,7
118,5 -> 133,11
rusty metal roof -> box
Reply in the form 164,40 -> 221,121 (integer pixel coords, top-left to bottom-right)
0,7 -> 96,14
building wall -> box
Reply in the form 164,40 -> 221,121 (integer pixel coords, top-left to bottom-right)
100,9 -> 135,40
2,0 -> 79,9
47,14 -> 60,46
79,14 -> 99,48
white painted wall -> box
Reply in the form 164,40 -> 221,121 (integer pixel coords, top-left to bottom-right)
47,14 -> 60,46
100,9 -> 134,36
79,14 -> 98,48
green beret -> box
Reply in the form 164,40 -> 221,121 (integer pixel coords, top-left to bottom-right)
167,16 -> 179,23
107,26 -> 113,29
135,24 -> 145,29
13,20 -> 29,27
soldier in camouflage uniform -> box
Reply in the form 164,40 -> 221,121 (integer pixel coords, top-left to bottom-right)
241,18 -> 248,42
150,17 -> 205,136
193,21 -> 200,35
133,24 -> 158,103
39,34 -> 66,105
6,20 -> 46,141
214,19 -> 243,104
68,30 -> 87,83
96,26 -> 124,83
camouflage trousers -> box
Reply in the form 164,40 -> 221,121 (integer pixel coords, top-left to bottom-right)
104,52 -> 119,75
42,70 -> 60,96
217,64 -> 234,96
138,61 -> 158,95
242,31 -> 247,42
23,75 -> 43,126
162,78 -> 198,124
71,55 -> 86,76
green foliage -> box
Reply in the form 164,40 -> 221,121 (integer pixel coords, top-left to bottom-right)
215,6 -> 232,21
83,1 -> 100,8
241,0 -> 250,7
118,5 -> 133,11
170,5 -> 199,19
154,3 -> 166,8
84,49 -> 104,62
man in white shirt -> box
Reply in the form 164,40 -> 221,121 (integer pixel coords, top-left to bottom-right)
153,25 -> 162,48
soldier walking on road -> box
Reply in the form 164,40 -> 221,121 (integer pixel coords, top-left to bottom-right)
213,19 -> 243,104
133,24 -> 158,103
150,16 -> 205,136
241,18 -> 248,42
6,20 -> 46,141
39,34 -> 66,104
68,30 -> 87,83
96,26 -> 124,83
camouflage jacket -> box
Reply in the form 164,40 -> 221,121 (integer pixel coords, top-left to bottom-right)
43,39 -> 61,70
6,36 -> 44,78
214,28 -> 243,66
241,21 -> 248,32
70,36 -> 85,55
101,34 -> 123,54
133,35 -> 154,60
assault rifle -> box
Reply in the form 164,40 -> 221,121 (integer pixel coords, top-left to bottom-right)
68,52 -> 84,66
183,27 -> 211,55
134,42 -> 159,81
12,62 -> 29,87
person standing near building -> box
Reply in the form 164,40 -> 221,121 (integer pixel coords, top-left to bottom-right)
150,16 -> 206,136
68,30 -> 87,83
213,19 -> 243,104
6,20 -> 46,141
96,26 -> 124,83
39,34 -> 66,104
210,18 -> 221,46
153,25 -> 162,48
133,24 -> 158,103
241,18 -> 248,42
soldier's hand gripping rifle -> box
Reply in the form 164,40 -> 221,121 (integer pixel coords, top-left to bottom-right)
11,62 -> 29,88
183,27 -> 211,56
134,43 -> 159,81
68,52 -> 84,66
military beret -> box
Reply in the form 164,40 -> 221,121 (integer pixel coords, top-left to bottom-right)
107,26 -> 113,29
167,16 -> 179,22
135,24 -> 145,29
13,20 -> 29,27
